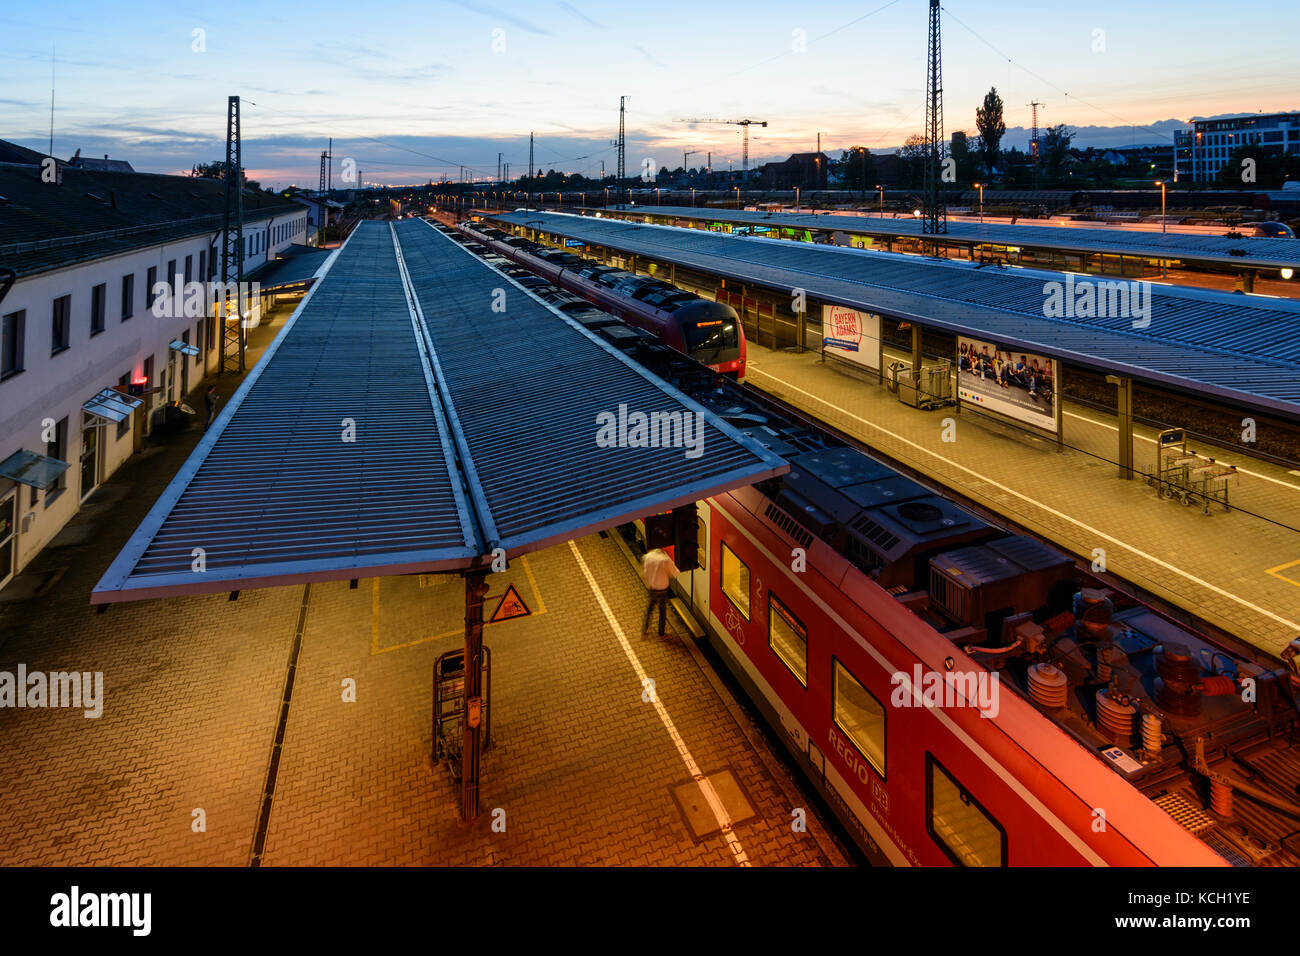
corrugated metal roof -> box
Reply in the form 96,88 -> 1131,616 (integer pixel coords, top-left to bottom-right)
489,212 -> 1300,419
92,223 -> 477,602
592,205 -> 1300,271
91,219 -> 787,603
244,246 -> 334,289
394,218 -> 788,556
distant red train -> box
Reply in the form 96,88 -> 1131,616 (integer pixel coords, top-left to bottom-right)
458,220 -> 746,378
435,217 -> 1300,867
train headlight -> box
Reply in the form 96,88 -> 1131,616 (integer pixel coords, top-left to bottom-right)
1283,268 -> 1294,280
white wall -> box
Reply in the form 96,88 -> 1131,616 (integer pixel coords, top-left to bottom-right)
0,211 -> 310,582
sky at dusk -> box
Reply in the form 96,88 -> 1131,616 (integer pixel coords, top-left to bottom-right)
1,0 -> 1298,190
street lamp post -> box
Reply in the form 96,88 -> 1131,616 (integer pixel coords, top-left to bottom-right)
876,184 -> 884,218
604,187 -> 610,207
1156,180 -> 1167,233
656,187 -> 661,205
974,183 -> 984,223
734,185 -> 740,208
690,187 -> 695,207
795,186 -> 800,211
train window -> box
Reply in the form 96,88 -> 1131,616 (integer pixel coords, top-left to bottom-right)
832,659 -> 885,778
925,754 -> 1006,867
696,515 -> 707,572
720,542 -> 749,620
769,594 -> 807,687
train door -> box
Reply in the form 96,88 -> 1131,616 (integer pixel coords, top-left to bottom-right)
687,501 -> 712,622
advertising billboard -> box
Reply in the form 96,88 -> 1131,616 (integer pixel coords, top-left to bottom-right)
820,305 -> 881,371
957,337 -> 1058,432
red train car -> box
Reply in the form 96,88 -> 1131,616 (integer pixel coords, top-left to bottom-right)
459,220 -> 746,378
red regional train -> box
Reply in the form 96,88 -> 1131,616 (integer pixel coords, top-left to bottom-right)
433,217 -> 1300,867
457,220 -> 746,378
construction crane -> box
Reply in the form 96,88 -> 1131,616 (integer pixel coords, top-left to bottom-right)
675,118 -> 768,174
683,148 -> 700,171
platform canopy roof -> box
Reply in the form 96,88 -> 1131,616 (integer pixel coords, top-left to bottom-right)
91,219 -> 786,604
590,205 -> 1300,272
488,211 -> 1300,420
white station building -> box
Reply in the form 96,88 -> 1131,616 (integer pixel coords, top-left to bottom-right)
0,139 -> 312,589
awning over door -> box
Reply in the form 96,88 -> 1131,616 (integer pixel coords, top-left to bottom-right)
82,387 -> 144,424
0,450 -> 70,489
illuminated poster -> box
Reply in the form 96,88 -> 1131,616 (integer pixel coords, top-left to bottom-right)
957,336 -> 1058,432
821,305 -> 881,371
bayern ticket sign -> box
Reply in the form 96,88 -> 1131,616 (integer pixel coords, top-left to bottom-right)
956,336 -> 1058,433
821,305 -> 881,371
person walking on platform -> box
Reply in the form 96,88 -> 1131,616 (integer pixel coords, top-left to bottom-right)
203,385 -> 219,432
641,547 -> 678,638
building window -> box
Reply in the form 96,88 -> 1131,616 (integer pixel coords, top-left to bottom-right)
208,246 -> 217,280
121,273 -> 135,320
720,542 -> 750,620
51,295 -> 71,354
143,354 -> 154,392
769,593 -> 807,686
167,260 -> 177,299
45,415 -> 68,505
197,318 -> 207,360
926,754 -> 1006,867
198,250 -> 206,287
184,254 -> 193,286
90,283 -> 106,336
832,658 -> 885,778
2,310 -> 25,379
146,266 -> 159,309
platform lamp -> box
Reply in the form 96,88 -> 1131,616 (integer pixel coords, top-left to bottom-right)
1155,180 -> 1167,234
690,187 -> 695,207
876,184 -> 884,218
974,182 -> 984,223
734,185 -> 740,208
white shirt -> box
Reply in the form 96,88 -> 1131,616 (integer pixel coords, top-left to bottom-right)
642,548 -> 678,591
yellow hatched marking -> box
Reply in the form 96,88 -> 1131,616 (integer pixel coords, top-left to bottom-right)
370,554 -> 547,655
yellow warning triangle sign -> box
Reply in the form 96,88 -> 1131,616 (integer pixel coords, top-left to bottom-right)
489,583 -> 531,623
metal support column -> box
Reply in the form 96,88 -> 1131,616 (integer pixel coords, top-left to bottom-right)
910,323 -> 923,390
461,570 -> 490,822
1054,362 -> 1065,453
1106,374 -> 1134,478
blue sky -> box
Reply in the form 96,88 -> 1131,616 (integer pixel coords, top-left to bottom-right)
1,0 -> 1298,189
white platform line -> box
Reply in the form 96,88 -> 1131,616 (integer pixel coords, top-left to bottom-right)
749,365 -> 1300,635
567,540 -> 751,866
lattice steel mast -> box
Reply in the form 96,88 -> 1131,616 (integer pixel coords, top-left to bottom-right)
221,95 -> 245,374
922,0 -> 946,236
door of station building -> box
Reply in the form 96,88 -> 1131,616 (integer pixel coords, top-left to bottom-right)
79,412 -> 101,503
0,486 -> 16,589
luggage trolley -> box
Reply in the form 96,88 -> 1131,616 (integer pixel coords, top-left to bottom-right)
432,647 -> 492,780
1146,428 -> 1238,514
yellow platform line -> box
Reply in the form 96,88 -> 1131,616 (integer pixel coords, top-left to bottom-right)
1265,559 -> 1300,589
370,554 -> 548,655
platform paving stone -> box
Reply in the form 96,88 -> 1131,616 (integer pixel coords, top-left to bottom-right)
745,344 -> 1300,654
